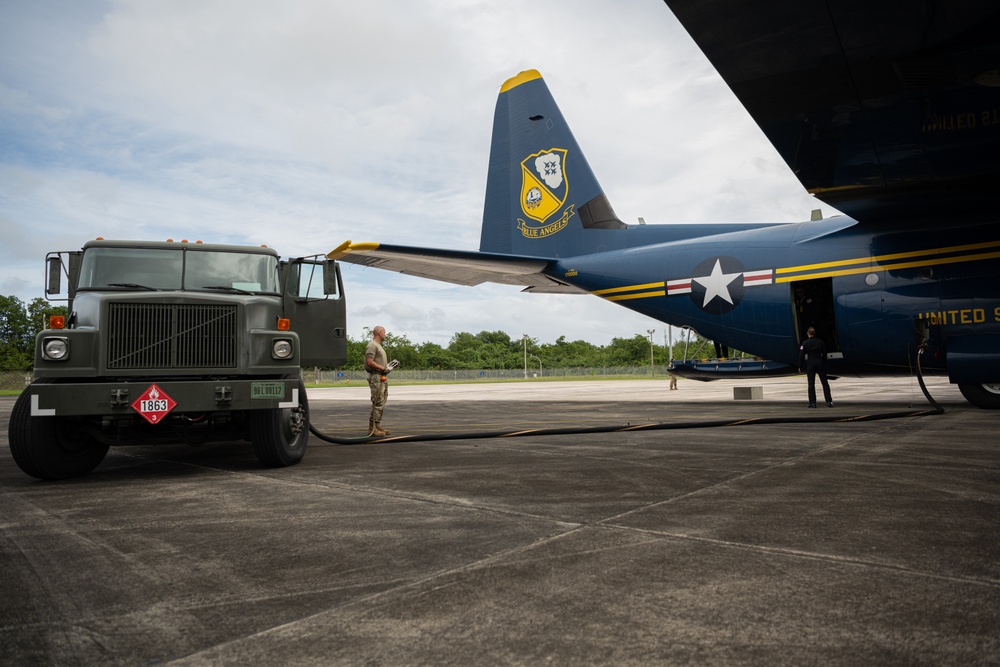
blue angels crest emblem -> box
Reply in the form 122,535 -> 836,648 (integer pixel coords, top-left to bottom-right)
517,148 -> 575,238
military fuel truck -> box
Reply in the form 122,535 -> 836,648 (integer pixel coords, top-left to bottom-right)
8,238 -> 347,480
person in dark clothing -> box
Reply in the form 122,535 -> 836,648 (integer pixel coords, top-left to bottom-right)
798,326 -> 833,407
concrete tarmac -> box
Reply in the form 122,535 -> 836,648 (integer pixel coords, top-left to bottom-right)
1,376 -> 998,666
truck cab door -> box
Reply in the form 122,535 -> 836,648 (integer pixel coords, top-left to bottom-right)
281,257 -> 347,368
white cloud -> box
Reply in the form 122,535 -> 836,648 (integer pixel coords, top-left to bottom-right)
0,0 -> 827,346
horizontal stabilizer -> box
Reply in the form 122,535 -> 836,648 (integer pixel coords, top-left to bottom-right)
328,241 -> 586,294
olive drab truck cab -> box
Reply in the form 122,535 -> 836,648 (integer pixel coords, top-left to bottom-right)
8,239 -> 347,480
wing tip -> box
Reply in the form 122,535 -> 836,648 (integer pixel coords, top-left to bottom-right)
328,241 -> 379,260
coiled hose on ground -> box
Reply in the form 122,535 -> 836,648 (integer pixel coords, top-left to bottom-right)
308,349 -> 943,446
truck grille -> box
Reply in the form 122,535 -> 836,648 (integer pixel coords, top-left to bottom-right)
107,303 -> 238,369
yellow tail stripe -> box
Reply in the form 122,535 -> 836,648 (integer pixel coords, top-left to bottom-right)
500,69 -> 542,93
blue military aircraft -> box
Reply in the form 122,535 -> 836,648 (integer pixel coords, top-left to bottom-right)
330,0 -> 1000,408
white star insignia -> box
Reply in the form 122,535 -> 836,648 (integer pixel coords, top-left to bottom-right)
692,259 -> 740,307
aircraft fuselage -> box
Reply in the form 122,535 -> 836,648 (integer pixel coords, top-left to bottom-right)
554,217 -> 1000,380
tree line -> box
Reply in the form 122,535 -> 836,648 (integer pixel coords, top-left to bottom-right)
0,296 -> 68,371
344,328 -> 714,372
1,294 -> 718,371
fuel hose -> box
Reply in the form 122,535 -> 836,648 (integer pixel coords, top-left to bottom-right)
308,350 -> 943,446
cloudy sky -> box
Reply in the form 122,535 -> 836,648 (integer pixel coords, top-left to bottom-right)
0,0 -> 828,347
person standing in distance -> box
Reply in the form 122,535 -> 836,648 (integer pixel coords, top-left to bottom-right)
799,326 -> 833,408
365,326 -> 392,435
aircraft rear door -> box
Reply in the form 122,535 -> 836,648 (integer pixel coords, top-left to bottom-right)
791,278 -> 840,351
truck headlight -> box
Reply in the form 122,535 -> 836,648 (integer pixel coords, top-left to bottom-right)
272,338 -> 293,359
42,337 -> 69,361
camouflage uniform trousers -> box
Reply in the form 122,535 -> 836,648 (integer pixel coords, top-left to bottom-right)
367,372 -> 388,422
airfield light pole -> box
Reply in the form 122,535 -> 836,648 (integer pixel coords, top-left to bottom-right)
523,334 -> 528,380
529,354 -> 542,377
647,329 -> 655,378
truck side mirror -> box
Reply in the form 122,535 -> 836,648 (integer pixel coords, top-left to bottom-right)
323,260 -> 339,296
46,256 -> 62,295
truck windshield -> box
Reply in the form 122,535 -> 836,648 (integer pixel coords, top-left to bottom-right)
77,247 -> 280,294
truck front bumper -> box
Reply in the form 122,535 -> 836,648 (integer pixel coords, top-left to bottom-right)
27,378 -> 302,418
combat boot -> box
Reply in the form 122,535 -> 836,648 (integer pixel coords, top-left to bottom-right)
374,422 -> 390,436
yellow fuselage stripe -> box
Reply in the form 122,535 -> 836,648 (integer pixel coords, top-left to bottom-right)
589,240 -> 1000,299
775,249 -> 1000,283
606,290 -> 667,301
592,281 -> 665,296
776,239 -> 1000,274
333,236 -> 1000,305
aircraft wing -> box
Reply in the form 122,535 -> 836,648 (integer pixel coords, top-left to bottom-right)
664,0 -> 1000,224
327,241 -> 586,294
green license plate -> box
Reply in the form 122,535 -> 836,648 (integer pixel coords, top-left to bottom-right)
251,382 -> 285,399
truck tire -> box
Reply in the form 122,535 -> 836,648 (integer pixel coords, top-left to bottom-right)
250,377 -> 309,467
958,383 -> 1000,409
8,388 -> 111,480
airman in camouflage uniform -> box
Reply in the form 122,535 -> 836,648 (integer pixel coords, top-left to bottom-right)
365,326 -> 391,435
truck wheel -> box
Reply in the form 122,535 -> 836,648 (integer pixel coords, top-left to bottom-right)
250,378 -> 309,467
958,383 -> 1000,409
8,389 -> 111,480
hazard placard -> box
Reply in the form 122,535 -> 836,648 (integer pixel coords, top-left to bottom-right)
131,383 -> 177,425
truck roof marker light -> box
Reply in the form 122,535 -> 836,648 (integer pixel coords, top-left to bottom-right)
95,236 -> 104,240
49,315 -> 65,329
181,239 -> 189,243
196,240 -> 203,244
277,318 -> 291,331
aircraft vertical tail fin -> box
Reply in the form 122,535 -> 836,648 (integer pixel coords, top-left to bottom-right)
480,70 -> 626,258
